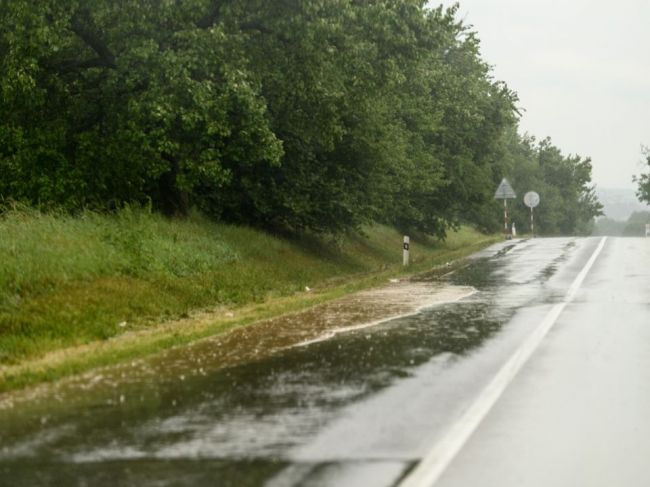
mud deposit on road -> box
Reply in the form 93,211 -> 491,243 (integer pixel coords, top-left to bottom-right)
7,237 -> 574,487
0,281 -> 474,412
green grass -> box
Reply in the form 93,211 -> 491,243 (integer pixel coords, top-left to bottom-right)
0,207 -> 498,390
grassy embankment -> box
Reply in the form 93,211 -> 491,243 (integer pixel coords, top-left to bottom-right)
0,207 -> 499,392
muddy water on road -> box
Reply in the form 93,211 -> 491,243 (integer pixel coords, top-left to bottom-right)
0,239 -> 580,486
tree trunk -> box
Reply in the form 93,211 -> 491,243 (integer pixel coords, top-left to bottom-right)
159,154 -> 188,217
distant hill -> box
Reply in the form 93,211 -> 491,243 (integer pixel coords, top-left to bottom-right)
596,188 -> 649,221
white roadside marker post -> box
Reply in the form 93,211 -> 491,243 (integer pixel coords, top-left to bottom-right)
403,236 -> 410,266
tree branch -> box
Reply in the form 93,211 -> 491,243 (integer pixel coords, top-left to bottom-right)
195,3 -> 284,42
239,21 -> 274,35
61,8 -> 116,71
196,0 -> 228,29
54,57 -> 113,74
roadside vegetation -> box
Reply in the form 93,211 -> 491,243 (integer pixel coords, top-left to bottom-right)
0,206 -> 497,390
1,1 -> 601,238
0,1 -> 604,390
593,211 -> 650,236
634,146 -> 650,204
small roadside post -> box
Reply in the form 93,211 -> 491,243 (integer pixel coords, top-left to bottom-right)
524,191 -> 540,236
494,178 -> 517,239
403,236 -> 410,266
645,223 -> 650,237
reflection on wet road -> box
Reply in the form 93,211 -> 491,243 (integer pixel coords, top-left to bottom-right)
432,237 -> 650,487
0,237 -> 617,486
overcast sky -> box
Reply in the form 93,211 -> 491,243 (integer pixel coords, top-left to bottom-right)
437,0 -> 650,190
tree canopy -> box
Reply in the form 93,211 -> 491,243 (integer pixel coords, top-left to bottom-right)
634,147 -> 650,206
503,130 -> 602,235
0,0 -> 602,236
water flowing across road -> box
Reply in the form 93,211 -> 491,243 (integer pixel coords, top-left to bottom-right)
3,237 -> 646,486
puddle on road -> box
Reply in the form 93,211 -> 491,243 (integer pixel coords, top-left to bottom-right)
0,282 -> 475,413
1,299 -> 507,486
0,239 -> 581,487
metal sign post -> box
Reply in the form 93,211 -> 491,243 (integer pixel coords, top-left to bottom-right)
494,178 -> 517,239
524,191 -> 540,236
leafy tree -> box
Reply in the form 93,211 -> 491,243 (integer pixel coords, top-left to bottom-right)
622,211 -> 650,236
0,0 -> 282,215
634,146 -> 650,205
502,131 -> 602,235
592,217 -> 625,236
0,0 -> 598,238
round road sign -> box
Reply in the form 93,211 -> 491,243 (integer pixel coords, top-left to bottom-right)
524,191 -> 540,208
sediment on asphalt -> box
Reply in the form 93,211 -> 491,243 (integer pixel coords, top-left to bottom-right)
0,210 -> 500,393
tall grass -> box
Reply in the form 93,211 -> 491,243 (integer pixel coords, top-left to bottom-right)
0,207 -> 493,365
0,207 -> 237,302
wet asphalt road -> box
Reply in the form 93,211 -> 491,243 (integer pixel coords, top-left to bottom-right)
1,237 -> 649,486
430,236 -> 650,487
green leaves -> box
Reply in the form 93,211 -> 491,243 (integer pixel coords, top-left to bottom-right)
0,0 -> 283,215
634,147 -> 650,205
0,0 -> 598,237
502,132 -> 603,235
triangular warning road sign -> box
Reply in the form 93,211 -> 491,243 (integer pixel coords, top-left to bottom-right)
494,178 -> 516,199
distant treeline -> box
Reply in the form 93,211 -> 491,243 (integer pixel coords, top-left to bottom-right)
0,1 -> 602,236
593,211 -> 650,237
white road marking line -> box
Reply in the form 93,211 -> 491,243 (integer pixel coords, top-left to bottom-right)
398,237 -> 607,487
